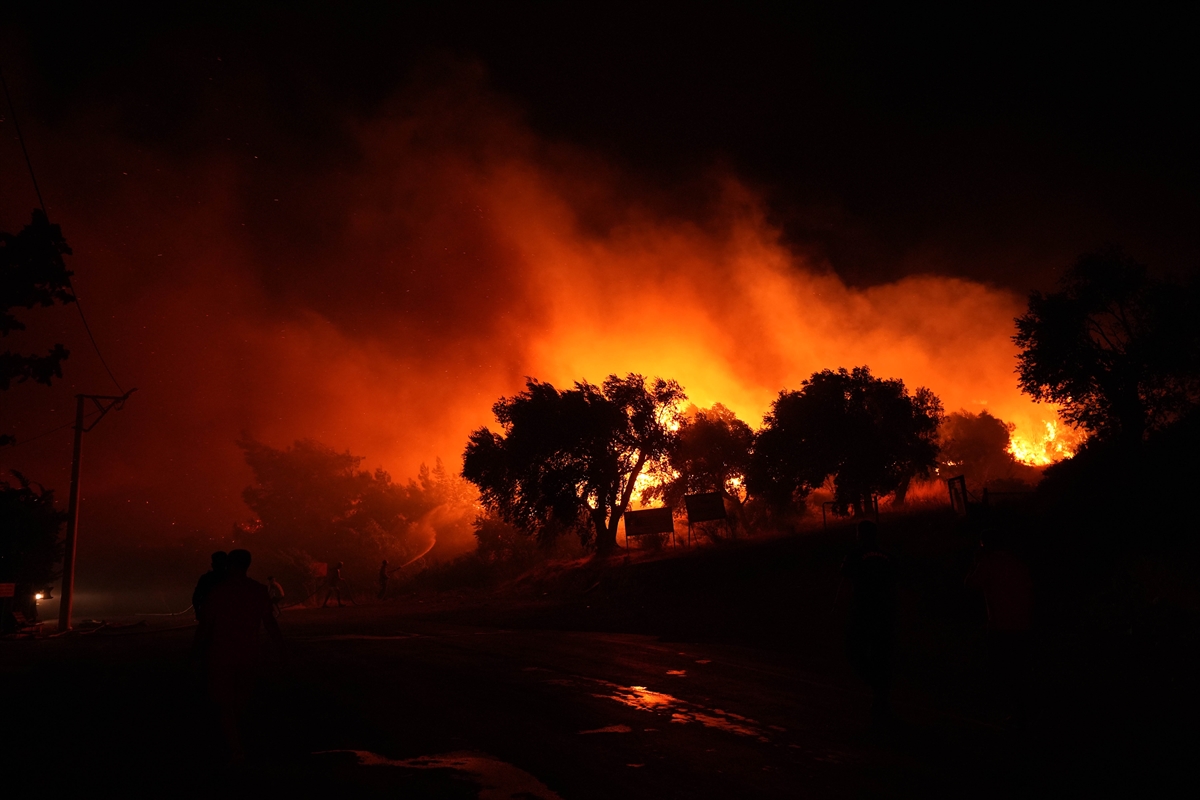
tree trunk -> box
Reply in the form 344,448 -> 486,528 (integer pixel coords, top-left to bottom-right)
590,507 -> 610,552
595,453 -> 648,557
595,514 -> 619,555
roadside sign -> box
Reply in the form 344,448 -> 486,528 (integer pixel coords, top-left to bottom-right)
684,492 -> 727,523
624,508 -> 675,537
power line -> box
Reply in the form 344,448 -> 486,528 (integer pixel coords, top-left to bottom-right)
66,278 -> 125,394
0,65 -> 47,213
1,64 -> 125,394
2,409 -> 104,450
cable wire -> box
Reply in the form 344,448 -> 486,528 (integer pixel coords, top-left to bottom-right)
0,65 -> 47,213
66,278 -> 125,394
2,409 -> 103,449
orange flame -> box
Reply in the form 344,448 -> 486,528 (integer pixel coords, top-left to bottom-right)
1008,420 -> 1079,466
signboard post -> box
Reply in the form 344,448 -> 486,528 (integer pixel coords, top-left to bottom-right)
623,507 -> 676,548
947,475 -> 969,517
683,492 -> 732,544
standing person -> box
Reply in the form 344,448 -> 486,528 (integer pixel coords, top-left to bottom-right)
841,520 -> 899,721
966,527 -> 1034,727
266,575 -> 285,616
378,560 -> 389,600
192,551 -> 228,624
322,561 -> 344,608
195,549 -> 283,766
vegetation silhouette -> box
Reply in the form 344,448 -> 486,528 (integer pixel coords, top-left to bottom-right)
1015,247 -> 1200,445
0,473 -> 65,632
937,409 -> 1041,492
473,514 -> 541,567
462,374 -> 685,555
641,403 -> 753,510
235,437 -> 474,601
749,367 -> 943,516
0,211 -> 76,628
1012,248 -> 1200,558
0,210 -> 75,406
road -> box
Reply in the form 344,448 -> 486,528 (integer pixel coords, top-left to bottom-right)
4,604 -> 1033,797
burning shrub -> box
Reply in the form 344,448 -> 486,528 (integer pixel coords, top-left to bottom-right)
938,410 -> 1042,492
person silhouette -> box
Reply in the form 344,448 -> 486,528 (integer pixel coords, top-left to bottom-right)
192,551 -> 229,625
841,520 -> 898,721
322,561 -> 344,608
378,560 -> 389,600
966,527 -> 1034,727
195,549 -> 283,766
267,575 -> 285,616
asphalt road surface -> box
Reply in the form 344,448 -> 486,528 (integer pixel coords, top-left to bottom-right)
4,603 -> 1042,797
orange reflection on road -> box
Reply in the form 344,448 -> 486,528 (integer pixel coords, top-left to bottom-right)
589,680 -> 770,742
610,686 -> 677,711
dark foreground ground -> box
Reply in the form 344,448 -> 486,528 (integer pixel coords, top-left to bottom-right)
4,515 -> 1197,797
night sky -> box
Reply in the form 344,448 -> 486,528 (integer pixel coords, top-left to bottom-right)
1,5 -> 1195,544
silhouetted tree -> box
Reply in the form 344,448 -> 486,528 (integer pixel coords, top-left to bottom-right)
938,410 -> 1039,491
473,513 -> 538,566
1,210 -> 76,445
236,437 -> 475,594
749,367 -> 943,515
462,374 -> 685,555
238,436 -> 377,555
641,403 -> 753,508
1015,248 -> 1200,444
0,472 -> 65,629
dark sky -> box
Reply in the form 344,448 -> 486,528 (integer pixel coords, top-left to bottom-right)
6,3 -> 1197,289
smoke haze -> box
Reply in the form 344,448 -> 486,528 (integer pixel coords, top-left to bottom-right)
1,63 -> 1059,550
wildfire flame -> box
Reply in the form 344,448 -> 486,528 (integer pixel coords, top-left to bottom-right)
0,70 -> 1084,545
1007,420 -> 1078,466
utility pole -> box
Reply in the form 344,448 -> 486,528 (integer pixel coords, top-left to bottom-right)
58,389 -> 135,631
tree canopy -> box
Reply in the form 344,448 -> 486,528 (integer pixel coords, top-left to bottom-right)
937,409 -> 1039,491
641,403 -> 753,509
1,210 -> 74,392
0,472 -> 65,587
462,374 -> 685,554
749,367 -> 943,515
1015,248 -> 1200,444
1,211 -> 77,446
237,436 -> 475,592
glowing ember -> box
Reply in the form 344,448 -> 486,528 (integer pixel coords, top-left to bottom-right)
1008,420 -> 1078,466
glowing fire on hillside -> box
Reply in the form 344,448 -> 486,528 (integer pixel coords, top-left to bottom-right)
1008,420 -> 1079,466
0,72 -> 1087,544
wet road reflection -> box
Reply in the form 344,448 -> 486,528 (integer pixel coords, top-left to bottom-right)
543,672 -> 774,742
315,749 -> 563,800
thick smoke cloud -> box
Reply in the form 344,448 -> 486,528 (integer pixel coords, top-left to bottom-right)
0,64 -> 1060,549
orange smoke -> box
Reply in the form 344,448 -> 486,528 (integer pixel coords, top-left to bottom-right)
0,64 -> 1066,546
